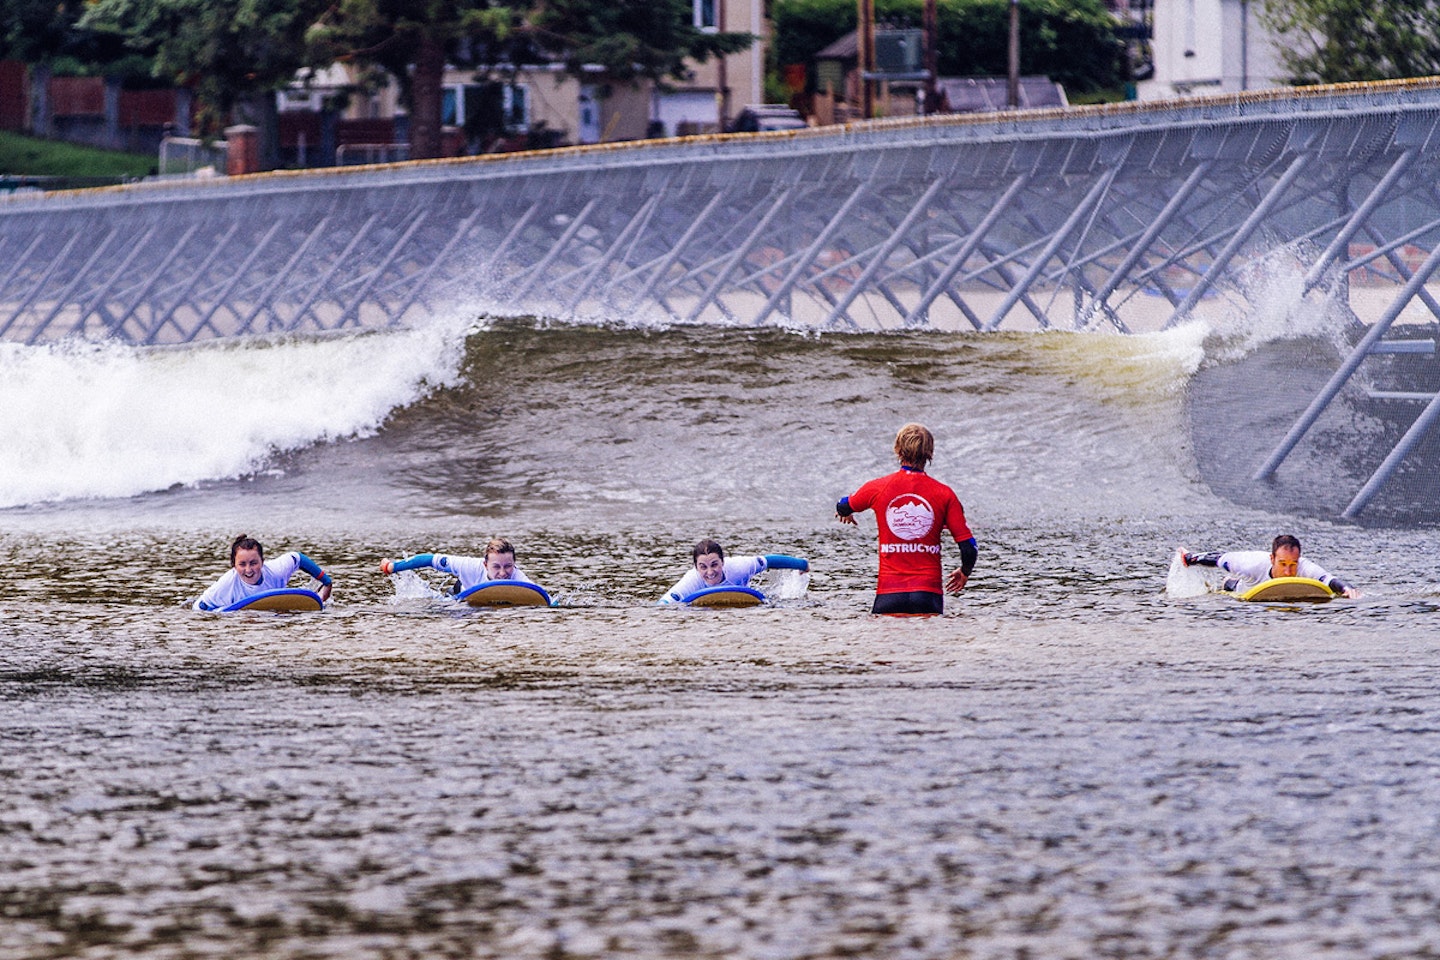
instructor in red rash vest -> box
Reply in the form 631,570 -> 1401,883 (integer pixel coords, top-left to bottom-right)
835,422 -> 977,615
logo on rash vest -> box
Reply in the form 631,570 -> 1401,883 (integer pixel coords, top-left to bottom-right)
885,494 -> 935,541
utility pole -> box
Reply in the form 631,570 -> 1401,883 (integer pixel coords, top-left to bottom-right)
1007,0 -> 1020,109
923,0 -> 937,114
858,0 -> 875,118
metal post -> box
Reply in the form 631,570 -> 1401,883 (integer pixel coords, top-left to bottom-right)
507,197 -> 600,304
232,216 -> 332,336
686,186 -> 795,323
627,188 -> 730,309
1079,160 -> 1214,328
1364,225 -> 1440,322
141,220 -> 242,344
1007,0 -> 1020,109
923,0 -> 938,115
390,206 -> 485,321
180,219 -> 285,342
284,212 -> 382,331
1303,148 -> 1417,293
1254,238 -> 1440,480
334,211 -> 428,328
1163,150 -> 1314,329
985,168 -> 1117,330
107,224 -> 201,339
904,172 -> 1030,326
49,226 -> 158,337
22,230 -> 119,345
1343,388 -> 1440,518
754,180 -> 871,326
565,193 -> 661,314
859,0 -> 875,119
816,177 -> 945,328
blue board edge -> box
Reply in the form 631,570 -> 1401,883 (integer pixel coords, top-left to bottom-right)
219,588 -> 325,613
680,585 -> 766,605
455,579 -> 554,606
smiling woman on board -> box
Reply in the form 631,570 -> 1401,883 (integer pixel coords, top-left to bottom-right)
193,534 -> 333,611
836,422 -> 978,616
657,539 -> 810,604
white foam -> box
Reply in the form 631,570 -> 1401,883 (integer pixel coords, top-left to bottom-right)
1165,548 -> 1212,599
1206,243 -> 1353,360
0,318 -> 469,508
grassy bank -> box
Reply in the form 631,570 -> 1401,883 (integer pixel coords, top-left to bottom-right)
0,130 -> 155,180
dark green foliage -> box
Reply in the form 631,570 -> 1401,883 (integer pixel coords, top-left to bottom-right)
1261,0 -> 1440,83
529,0 -> 752,84
79,0 -> 331,133
772,0 -> 1126,93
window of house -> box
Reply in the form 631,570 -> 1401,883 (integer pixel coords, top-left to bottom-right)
502,84 -> 531,131
694,0 -> 718,33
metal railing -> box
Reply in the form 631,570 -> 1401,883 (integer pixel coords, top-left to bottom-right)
10,78 -> 1440,513
157,136 -> 229,178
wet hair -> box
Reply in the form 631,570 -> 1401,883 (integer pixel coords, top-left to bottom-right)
692,539 -> 725,563
230,534 -> 263,565
894,422 -> 935,468
485,537 -> 516,560
1272,534 -> 1301,555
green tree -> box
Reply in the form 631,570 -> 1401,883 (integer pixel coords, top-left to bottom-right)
3,0 -> 157,135
307,0 -> 752,159
527,0 -> 753,85
305,0 -> 515,160
1260,0 -> 1440,83
772,0 -> 1125,95
80,0 -> 329,138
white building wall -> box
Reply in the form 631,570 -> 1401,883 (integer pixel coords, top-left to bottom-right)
1139,0 -> 1288,100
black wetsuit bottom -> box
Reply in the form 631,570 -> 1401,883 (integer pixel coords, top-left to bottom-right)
871,591 -> 944,616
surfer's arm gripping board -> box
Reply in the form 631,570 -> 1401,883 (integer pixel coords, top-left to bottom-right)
292,553 -> 334,602
381,553 -> 435,575
1180,550 -> 1357,598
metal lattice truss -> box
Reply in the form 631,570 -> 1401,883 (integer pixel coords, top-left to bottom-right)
9,80 -> 1440,513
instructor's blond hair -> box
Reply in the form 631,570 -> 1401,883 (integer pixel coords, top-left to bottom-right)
894,423 -> 934,468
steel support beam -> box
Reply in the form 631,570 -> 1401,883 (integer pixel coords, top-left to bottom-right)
1079,160 -> 1215,330
1255,239 -> 1440,481
753,180 -> 874,327
335,211 -> 428,328
1344,388 -> 1440,518
1303,148 -> 1417,293
181,220 -> 285,342
564,193 -> 661,314
685,187 -> 795,323
804,177 -> 944,329
508,198 -> 600,304
985,168 -> 1119,331
903,173 -> 1031,328
1164,151 -> 1315,328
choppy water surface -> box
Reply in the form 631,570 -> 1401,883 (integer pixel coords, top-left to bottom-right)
3,317 -> 1440,958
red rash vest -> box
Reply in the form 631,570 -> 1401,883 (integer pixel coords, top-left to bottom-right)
846,468 -> 972,595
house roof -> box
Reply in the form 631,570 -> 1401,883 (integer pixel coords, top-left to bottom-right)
937,76 -> 1068,112
816,32 -> 859,60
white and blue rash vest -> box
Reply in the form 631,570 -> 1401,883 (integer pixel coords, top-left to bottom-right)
391,553 -> 533,591
658,555 -> 771,604
194,552 -> 327,611
1186,549 -> 1349,594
